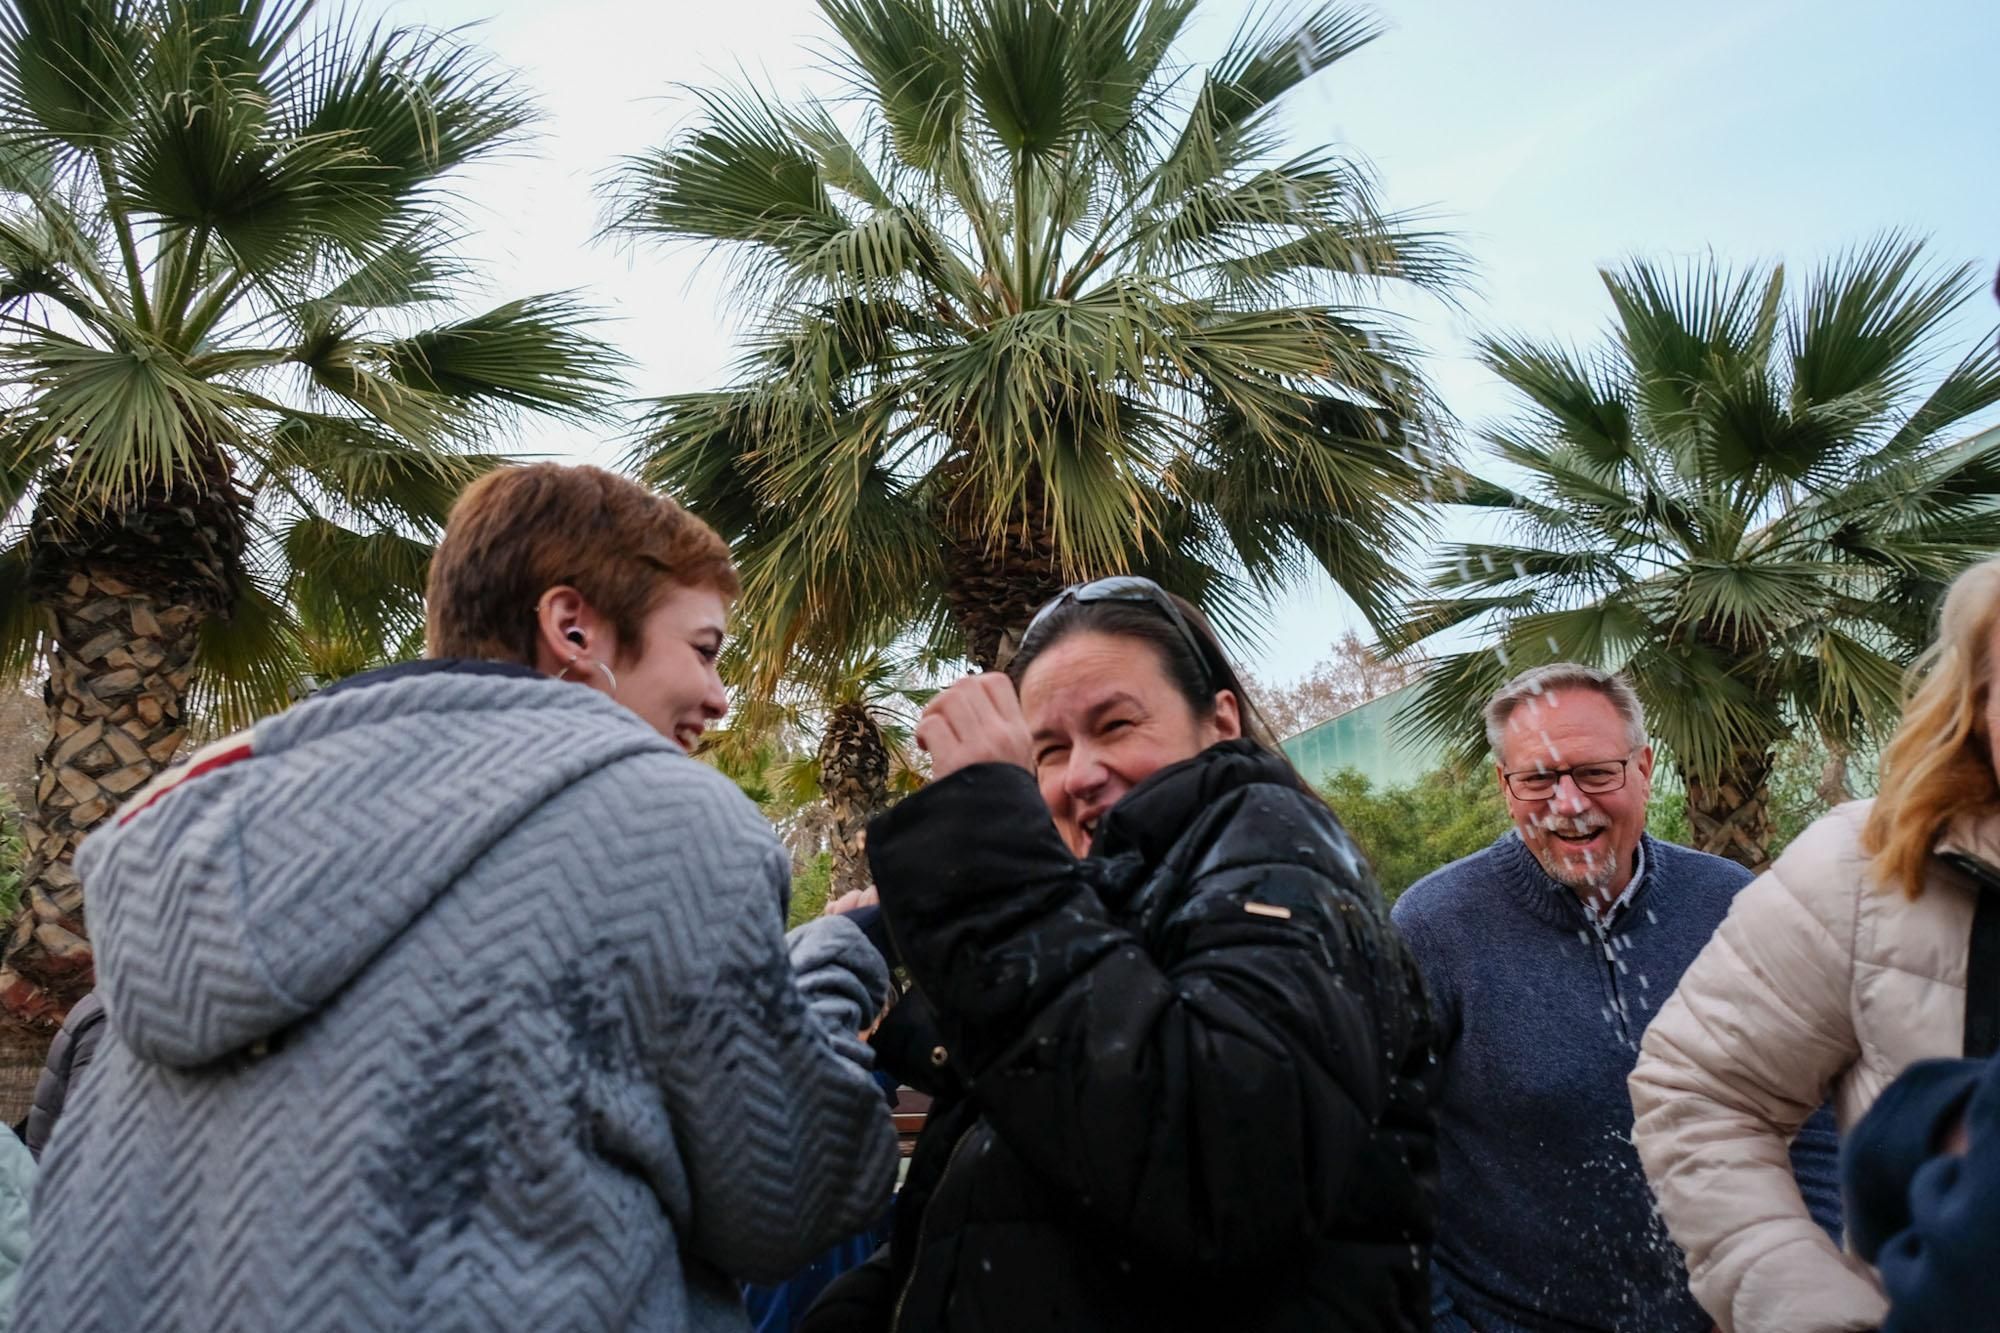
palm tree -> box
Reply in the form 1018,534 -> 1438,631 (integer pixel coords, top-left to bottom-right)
0,0 -> 623,1033
610,0 -> 1461,683
1395,237 -> 2000,871
699,719 -> 834,885
701,639 -> 929,898
809,649 -> 929,896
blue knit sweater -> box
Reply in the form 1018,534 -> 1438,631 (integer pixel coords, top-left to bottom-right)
1392,832 -> 1843,1333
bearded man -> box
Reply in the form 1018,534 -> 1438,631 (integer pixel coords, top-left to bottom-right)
1390,664 -> 1842,1333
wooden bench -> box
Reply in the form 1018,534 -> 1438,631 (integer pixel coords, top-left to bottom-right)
891,1088 -> 931,1157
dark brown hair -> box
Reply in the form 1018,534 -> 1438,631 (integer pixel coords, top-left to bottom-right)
1007,587 -> 1284,752
425,463 -> 737,665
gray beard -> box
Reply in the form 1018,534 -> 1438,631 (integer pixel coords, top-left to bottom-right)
1533,841 -> 1618,896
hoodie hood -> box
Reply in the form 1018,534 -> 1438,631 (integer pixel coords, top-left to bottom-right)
80,665 -> 677,1068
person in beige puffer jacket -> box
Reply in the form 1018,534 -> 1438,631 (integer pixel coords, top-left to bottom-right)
1629,553 -> 2000,1333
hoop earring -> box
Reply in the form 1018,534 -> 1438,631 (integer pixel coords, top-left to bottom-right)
560,655 -> 617,694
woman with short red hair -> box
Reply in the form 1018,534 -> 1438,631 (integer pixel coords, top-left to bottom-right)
18,463 -> 898,1333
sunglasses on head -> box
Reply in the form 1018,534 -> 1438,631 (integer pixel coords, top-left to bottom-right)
1022,576 -> 1225,689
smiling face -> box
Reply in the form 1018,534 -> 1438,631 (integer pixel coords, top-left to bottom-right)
1017,630 -> 1240,857
608,583 -> 730,751
532,579 -> 731,749
1496,685 -> 1654,903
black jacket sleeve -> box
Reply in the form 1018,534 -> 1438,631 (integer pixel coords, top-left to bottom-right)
25,991 -> 108,1161
870,761 -> 1430,1267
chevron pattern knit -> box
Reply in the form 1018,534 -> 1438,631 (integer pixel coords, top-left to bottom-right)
16,668 -> 897,1333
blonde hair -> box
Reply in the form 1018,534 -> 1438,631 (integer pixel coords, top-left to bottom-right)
1864,556 -> 2000,898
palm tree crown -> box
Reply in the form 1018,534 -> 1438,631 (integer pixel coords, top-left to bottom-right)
1397,236 -> 2000,869
0,0 -> 623,1030
612,0 -> 1462,682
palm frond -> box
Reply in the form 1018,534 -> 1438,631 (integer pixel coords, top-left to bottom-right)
1789,232 -> 1974,409
0,0 -> 147,152
277,510 -> 430,661
123,37 -> 379,277
190,564 -> 307,727
1670,557 -> 1830,647
1476,334 -> 1632,468
311,220 -> 468,310
250,412 -> 504,530
1407,236 -> 1998,818
817,0 -> 966,173
0,537 -> 45,685
1783,624 -> 1908,743
1875,334 -> 2000,458
609,83 -> 851,260
1400,646 -> 1516,770
1154,3 -> 1380,203
961,0 -> 1080,158
361,293 -> 625,426
621,0 -> 1461,675
278,15 -> 535,215
4,335 -> 249,501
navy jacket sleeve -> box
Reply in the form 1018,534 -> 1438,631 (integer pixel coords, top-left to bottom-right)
1844,1056 -> 1998,1332
869,761 -> 1434,1267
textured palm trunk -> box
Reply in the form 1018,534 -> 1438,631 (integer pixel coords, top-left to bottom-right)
1817,737 -> 1855,809
0,572 -> 206,1033
0,459 -> 243,1062
818,701 -> 892,898
1684,749 -> 1777,873
939,468 -> 1063,671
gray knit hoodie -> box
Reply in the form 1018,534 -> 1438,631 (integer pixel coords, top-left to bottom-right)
16,665 -> 898,1333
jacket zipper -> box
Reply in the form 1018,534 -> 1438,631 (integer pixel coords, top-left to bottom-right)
891,1121 -> 979,1333
1586,913 -> 1631,1043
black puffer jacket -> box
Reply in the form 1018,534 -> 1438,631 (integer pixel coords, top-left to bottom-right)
859,740 -> 1439,1333
25,990 -> 107,1160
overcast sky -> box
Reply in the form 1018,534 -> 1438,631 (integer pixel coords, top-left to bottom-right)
358,0 -> 2000,683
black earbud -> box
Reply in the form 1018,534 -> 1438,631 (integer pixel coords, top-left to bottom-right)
565,629 -> 586,647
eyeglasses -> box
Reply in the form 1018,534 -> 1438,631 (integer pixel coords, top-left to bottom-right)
1022,576 -> 1224,688
1502,756 -> 1635,801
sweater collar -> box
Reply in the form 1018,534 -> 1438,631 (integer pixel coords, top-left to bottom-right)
1493,828 -> 1659,931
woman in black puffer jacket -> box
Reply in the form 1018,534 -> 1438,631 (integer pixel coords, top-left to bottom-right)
808,578 -> 1438,1333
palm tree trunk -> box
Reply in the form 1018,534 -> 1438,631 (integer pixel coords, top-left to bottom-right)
1684,749 -> 1778,873
818,701 -> 892,898
1817,737 -> 1854,809
940,469 -> 1062,670
0,569 -> 205,1037
0,458 -> 242,1069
